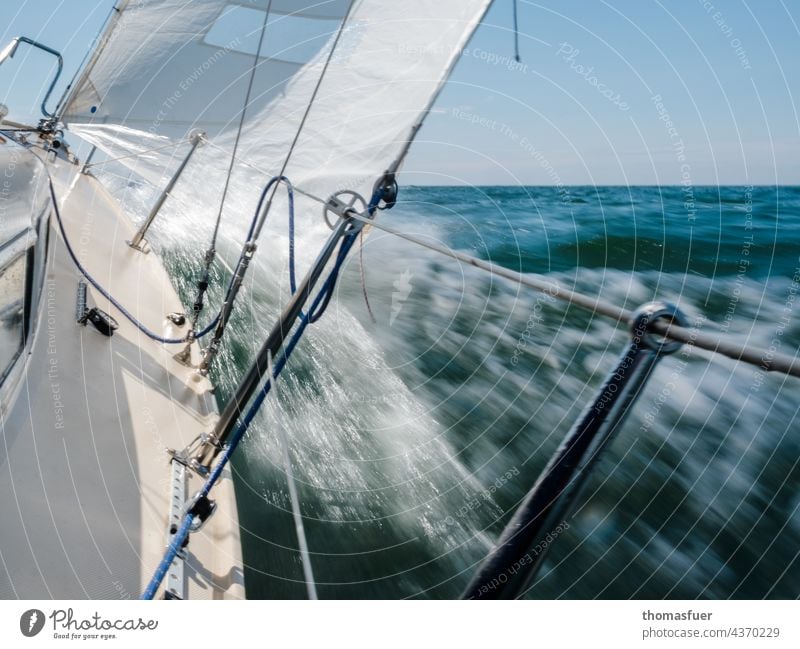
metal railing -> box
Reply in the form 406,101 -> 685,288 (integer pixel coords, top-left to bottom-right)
127,130 -> 206,252
462,301 -> 689,598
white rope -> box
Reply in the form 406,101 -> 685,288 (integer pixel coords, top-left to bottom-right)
267,350 -> 318,600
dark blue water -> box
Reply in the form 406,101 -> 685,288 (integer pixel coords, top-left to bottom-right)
109,179 -> 800,599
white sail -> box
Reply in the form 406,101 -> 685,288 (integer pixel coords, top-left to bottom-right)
62,0 -> 491,198
64,1 -> 353,135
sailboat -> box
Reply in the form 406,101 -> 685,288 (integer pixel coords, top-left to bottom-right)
0,0 -> 493,599
2,1 -> 798,601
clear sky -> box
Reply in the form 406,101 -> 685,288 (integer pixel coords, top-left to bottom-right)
1,1 -> 797,185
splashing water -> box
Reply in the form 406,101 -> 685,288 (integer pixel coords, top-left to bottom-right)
101,169 -> 800,598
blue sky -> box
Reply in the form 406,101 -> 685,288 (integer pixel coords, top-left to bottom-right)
1,1 -> 797,185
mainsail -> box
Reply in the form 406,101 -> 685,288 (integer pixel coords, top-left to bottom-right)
62,0 -> 492,202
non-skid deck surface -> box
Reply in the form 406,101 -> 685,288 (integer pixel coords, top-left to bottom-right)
0,146 -> 244,599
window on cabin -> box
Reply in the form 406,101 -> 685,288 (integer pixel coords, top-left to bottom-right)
0,253 -> 26,383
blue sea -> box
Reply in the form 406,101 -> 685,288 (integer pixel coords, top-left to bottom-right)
113,180 -> 800,599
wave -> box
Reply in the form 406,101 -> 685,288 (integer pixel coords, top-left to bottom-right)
99,172 -> 800,598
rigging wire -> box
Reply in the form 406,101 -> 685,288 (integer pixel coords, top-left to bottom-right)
184,0 -> 275,343
197,0 -> 357,370
344,211 -> 800,379
267,349 -> 318,600
211,0 -> 274,249
287,182 -> 800,379
512,0 -> 521,62
250,0 -> 356,241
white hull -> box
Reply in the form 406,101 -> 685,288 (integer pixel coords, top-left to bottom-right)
0,136 -> 243,599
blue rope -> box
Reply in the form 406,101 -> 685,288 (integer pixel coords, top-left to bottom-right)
141,230 -> 358,599
140,513 -> 195,601
49,180 -> 203,344
249,176 -> 291,238
50,175 -> 297,344
210,175 -> 298,312
253,175 -> 298,293
198,176 -> 295,336
307,191 -> 381,324
141,180 -> 384,599
196,311 -> 220,338
307,234 -> 349,323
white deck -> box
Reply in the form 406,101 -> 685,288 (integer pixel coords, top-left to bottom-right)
0,138 -> 244,599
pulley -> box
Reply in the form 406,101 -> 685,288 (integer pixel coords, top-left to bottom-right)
371,170 -> 398,210
323,190 -> 367,230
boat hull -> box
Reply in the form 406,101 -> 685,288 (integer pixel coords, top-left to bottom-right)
0,136 -> 243,599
